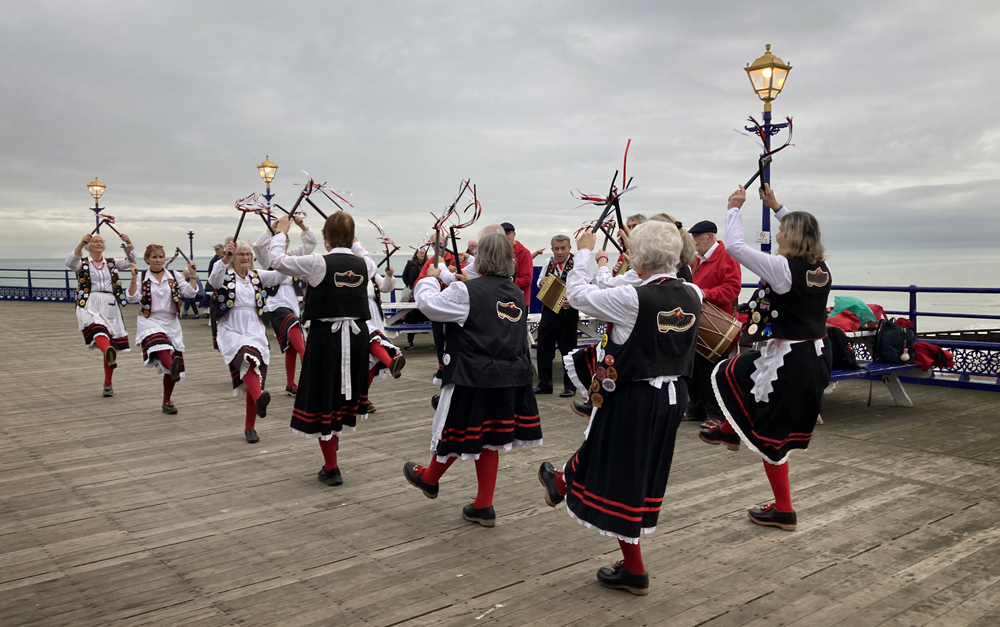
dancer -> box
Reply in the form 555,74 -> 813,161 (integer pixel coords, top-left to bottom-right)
252,216 -> 316,396
67,231 -> 135,397
700,184 -> 831,532
360,251 -> 405,414
566,213 -> 696,417
537,221 -> 701,595
402,231 -> 542,527
400,247 -> 427,349
209,240 -> 285,444
267,213 -> 374,487
126,245 -> 199,414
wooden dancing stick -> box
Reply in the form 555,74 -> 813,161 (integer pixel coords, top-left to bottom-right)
376,246 -> 400,269
233,212 -> 247,243
257,211 -> 275,235
121,243 -> 136,265
590,170 -> 619,234
303,196 -> 328,220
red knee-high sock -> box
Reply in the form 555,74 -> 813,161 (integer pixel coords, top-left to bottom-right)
318,436 -> 339,471
162,375 -> 175,404
763,460 -> 793,512
243,367 -> 263,431
94,335 -> 113,385
287,325 -> 306,359
473,449 -> 499,508
285,349 -> 297,388
368,368 -> 377,386
369,340 -> 392,368
719,420 -> 736,434
618,540 -> 645,575
555,470 -> 567,496
421,456 -> 456,485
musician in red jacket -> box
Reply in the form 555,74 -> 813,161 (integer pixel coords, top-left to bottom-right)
502,222 -> 534,307
686,220 -> 743,425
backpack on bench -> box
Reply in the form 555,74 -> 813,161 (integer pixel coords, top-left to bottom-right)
873,319 -> 916,365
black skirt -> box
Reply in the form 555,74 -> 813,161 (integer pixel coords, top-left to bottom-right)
290,320 -> 371,439
712,340 -> 832,464
228,345 -> 267,393
264,307 -> 300,354
564,379 -> 686,542
432,384 -> 542,459
565,344 -> 599,399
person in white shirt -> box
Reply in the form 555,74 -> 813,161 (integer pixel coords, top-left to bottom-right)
209,240 -> 286,444
66,231 -> 135,397
252,217 -> 317,396
126,245 -> 198,414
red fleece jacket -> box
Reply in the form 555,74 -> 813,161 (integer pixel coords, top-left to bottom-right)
512,241 -> 533,306
690,241 -> 742,315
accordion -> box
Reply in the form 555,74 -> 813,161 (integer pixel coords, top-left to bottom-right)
536,275 -> 567,313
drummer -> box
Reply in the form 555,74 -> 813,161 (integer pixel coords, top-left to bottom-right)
685,220 -> 742,427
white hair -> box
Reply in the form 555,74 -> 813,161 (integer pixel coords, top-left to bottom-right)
478,224 -> 504,238
630,221 -> 681,276
226,240 -> 256,270
474,232 -> 515,278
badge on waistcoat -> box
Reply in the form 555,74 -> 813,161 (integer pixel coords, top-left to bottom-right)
333,270 -> 365,288
656,307 -> 696,333
496,301 -> 523,322
806,267 -> 830,288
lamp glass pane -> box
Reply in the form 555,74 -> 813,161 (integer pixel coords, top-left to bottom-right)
749,70 -> 767,91
772,69 -> 787,91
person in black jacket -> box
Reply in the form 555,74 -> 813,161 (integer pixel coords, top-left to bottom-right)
401,247 -> 427,349
402,231 -> 542,528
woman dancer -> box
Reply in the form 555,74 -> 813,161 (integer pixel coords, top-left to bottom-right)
361,255 -> 405,413
252,215 -> 316,396
699,184 -> 832,532
267,213 -> 378,487
209,240 -> 285,443
402,231 -> 542,528
537,221 -> 702,595
401,247 -> 427,349
67,231 -> 135,397
565,213 -> 696,417
126,245 -> 199,414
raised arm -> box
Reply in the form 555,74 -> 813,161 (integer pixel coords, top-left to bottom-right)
290,228 -> 317,256
268,231 -> 327,285
208,256 -> 229,289
723,186 -> 792,294
564,246 -> 637,327
414,271 -> 470,325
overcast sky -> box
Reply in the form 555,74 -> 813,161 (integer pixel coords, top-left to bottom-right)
1,0 -> 998,260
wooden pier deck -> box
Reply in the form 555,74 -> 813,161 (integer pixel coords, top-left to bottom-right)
2,300 -> 1000,627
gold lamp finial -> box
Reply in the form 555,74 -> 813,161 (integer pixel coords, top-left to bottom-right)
257,155 -> 278,185
745,44 -> 792,110
87,177 -> 106,201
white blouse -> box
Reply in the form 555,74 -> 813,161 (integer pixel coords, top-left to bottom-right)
126,270 -> 197,311
65,254 -> 130,293
724,206 -> 792,295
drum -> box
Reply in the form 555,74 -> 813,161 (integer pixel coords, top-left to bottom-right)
696,300 -> 741,362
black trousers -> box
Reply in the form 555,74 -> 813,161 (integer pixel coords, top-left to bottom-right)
686,354 -> 724,420
536,308 -> 579,392
432,321 -> 446,367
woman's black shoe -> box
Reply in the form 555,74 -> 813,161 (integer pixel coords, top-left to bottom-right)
533,385 -> 553,395
162,402 -> 177,415
285,384 -> 298,396
596,562 -> 649,596
462,504 -> 496,527
559,389 -> 575,398
389,353 -> 406,378
255,390 -> 271,418
571,400 -> 592,418
318,467 -> 343,486
431,395 -> 439,410
748,504 -> 797,531
698,424 -> 741,451
403,461 -> 439,499
363,401 -> 376,414
105,346 -> 117,369
102,385 -> 114,397
538,462 -> 564,507
404,341 -> 414,350
169,357 -> 183,382
244,429 -> 259,444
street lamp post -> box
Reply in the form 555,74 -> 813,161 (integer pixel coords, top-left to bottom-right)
87,177 -> 106,233
744,44 -> 792,253
188,231 -> 195,259
257,155 -> 278,224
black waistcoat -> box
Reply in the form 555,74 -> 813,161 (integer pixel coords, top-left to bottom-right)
442,275 -> 532,388
302,253 -> 371,321
743,258 -> 831,341
604,278 -> 701,381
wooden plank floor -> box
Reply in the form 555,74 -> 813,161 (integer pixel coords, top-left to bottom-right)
2,300 -> 1000,627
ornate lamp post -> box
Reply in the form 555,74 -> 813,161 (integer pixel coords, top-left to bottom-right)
188,231 -> 195,259
744,44 -> 792,253
257,155 -> 278,224
87,177 -> 106,233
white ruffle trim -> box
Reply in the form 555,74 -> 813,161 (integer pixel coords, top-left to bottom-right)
710,358 -> 796,466
432,438 -> 544,463
289,416 -> 365,441
231,353 -> 263,398
563,349 -> 590,401
143,348 -> 185,379
566,507 -> 655,545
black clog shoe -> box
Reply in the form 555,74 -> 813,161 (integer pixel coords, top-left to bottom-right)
596,561 -> 649,596
462,504 -> 496,527
102,385 -> 114,397
244,429 -> 260,444
318,466 -> 343,486
403,461 -> 439,499
169,357 -> 182,382
698,423 -> 741,451
255,390 -> 270,418
538,461 -> 564,507
105,346 -> 117,369
389,353 -> 406,379
748,503 -> 797,531
571,400 -> 592,418
162,402 -> 177,415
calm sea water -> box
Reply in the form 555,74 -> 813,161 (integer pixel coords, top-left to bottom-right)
4,249 -> 998,333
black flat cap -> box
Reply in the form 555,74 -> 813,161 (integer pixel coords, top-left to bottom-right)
500,222 -> 516,232
688,220 -> 718,235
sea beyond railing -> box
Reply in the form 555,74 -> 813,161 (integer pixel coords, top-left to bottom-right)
1,266 -> 997,391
